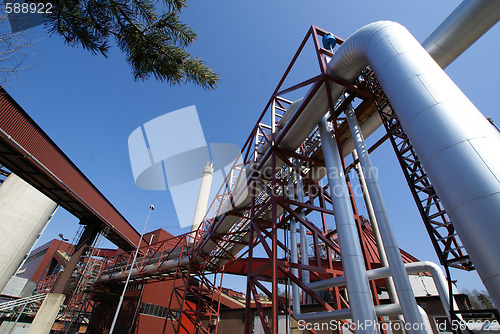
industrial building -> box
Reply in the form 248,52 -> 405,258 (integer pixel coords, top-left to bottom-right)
1,0 -> 500,333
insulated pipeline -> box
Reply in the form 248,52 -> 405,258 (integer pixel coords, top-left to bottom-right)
328,20 -> 500,308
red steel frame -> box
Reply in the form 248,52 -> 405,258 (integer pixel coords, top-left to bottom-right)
23,23 -> 475,333
96,228 -> 222,333
90,25 -> 476,334
210,25 -> 475,332
189,26 -> 388,333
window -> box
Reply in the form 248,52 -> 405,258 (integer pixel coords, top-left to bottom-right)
139,302 -> 168,319
126,283 -> 143,291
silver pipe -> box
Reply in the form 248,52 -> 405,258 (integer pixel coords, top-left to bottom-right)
342,0 -> 500,155
351,150 -> 380,256
110,205 -> 154,334
318,117 -> 378,333
346,105 -> 424,333
280,0 -> 500,161
404,261 -> 456,318
375,21 -> 500,309
296,160 -> 310,285
288,167 -> 301,315
422,0 -> 500,68
198,0 -> 500,270
352,137 -> 404,324
308,261 -> 453,319
351,150 -> 397,300
297,303 -> 402,322
98,256 -> 190,282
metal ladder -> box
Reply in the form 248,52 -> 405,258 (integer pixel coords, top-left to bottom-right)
56,229 -> 108,333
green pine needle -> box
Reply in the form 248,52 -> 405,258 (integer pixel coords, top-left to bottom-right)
44,0 -> 219,89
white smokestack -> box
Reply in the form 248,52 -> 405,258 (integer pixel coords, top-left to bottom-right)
190,162 -> 214,241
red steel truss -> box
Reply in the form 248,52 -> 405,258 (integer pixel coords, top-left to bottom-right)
189,26 -> 387,333
96,228 -> 222,333
189,25 -> 475,333
25,25 -> 476,333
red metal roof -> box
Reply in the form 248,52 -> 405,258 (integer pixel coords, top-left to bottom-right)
0,88 -> 141,251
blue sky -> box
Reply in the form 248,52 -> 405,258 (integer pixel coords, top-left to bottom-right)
4,0 -> 500,293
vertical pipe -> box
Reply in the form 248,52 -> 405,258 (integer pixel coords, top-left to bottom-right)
346,106 -> 424,334
288,167 -> 301,315
352,150 -> 379,247
353,150 -> 400,306
296,160 -> 310,286
318,116 -> 378,333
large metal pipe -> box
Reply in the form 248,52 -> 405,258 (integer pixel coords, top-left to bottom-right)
352,149 -> 404,324
278,0 -> 500,161
422,0 -> 500,69
352,140 -> 399,297
98,253 -> 190,282
328,19 -> 500,309
297,303 -> 403,322
341,0 -> 500,156
342,0 -> 500,155
318,117 -> 378,333
346,105 -> 424,330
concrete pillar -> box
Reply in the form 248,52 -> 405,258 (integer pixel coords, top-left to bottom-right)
0,174 -> 57,292
191,162 -> 214,239
27,293 -> 65,334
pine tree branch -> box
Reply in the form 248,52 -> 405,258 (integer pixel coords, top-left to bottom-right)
45,0 -> 219,89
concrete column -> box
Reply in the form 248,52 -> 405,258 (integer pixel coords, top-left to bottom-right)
27,293 -> 66,334
191,162 -> 214,239
0,174 -> 57,292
